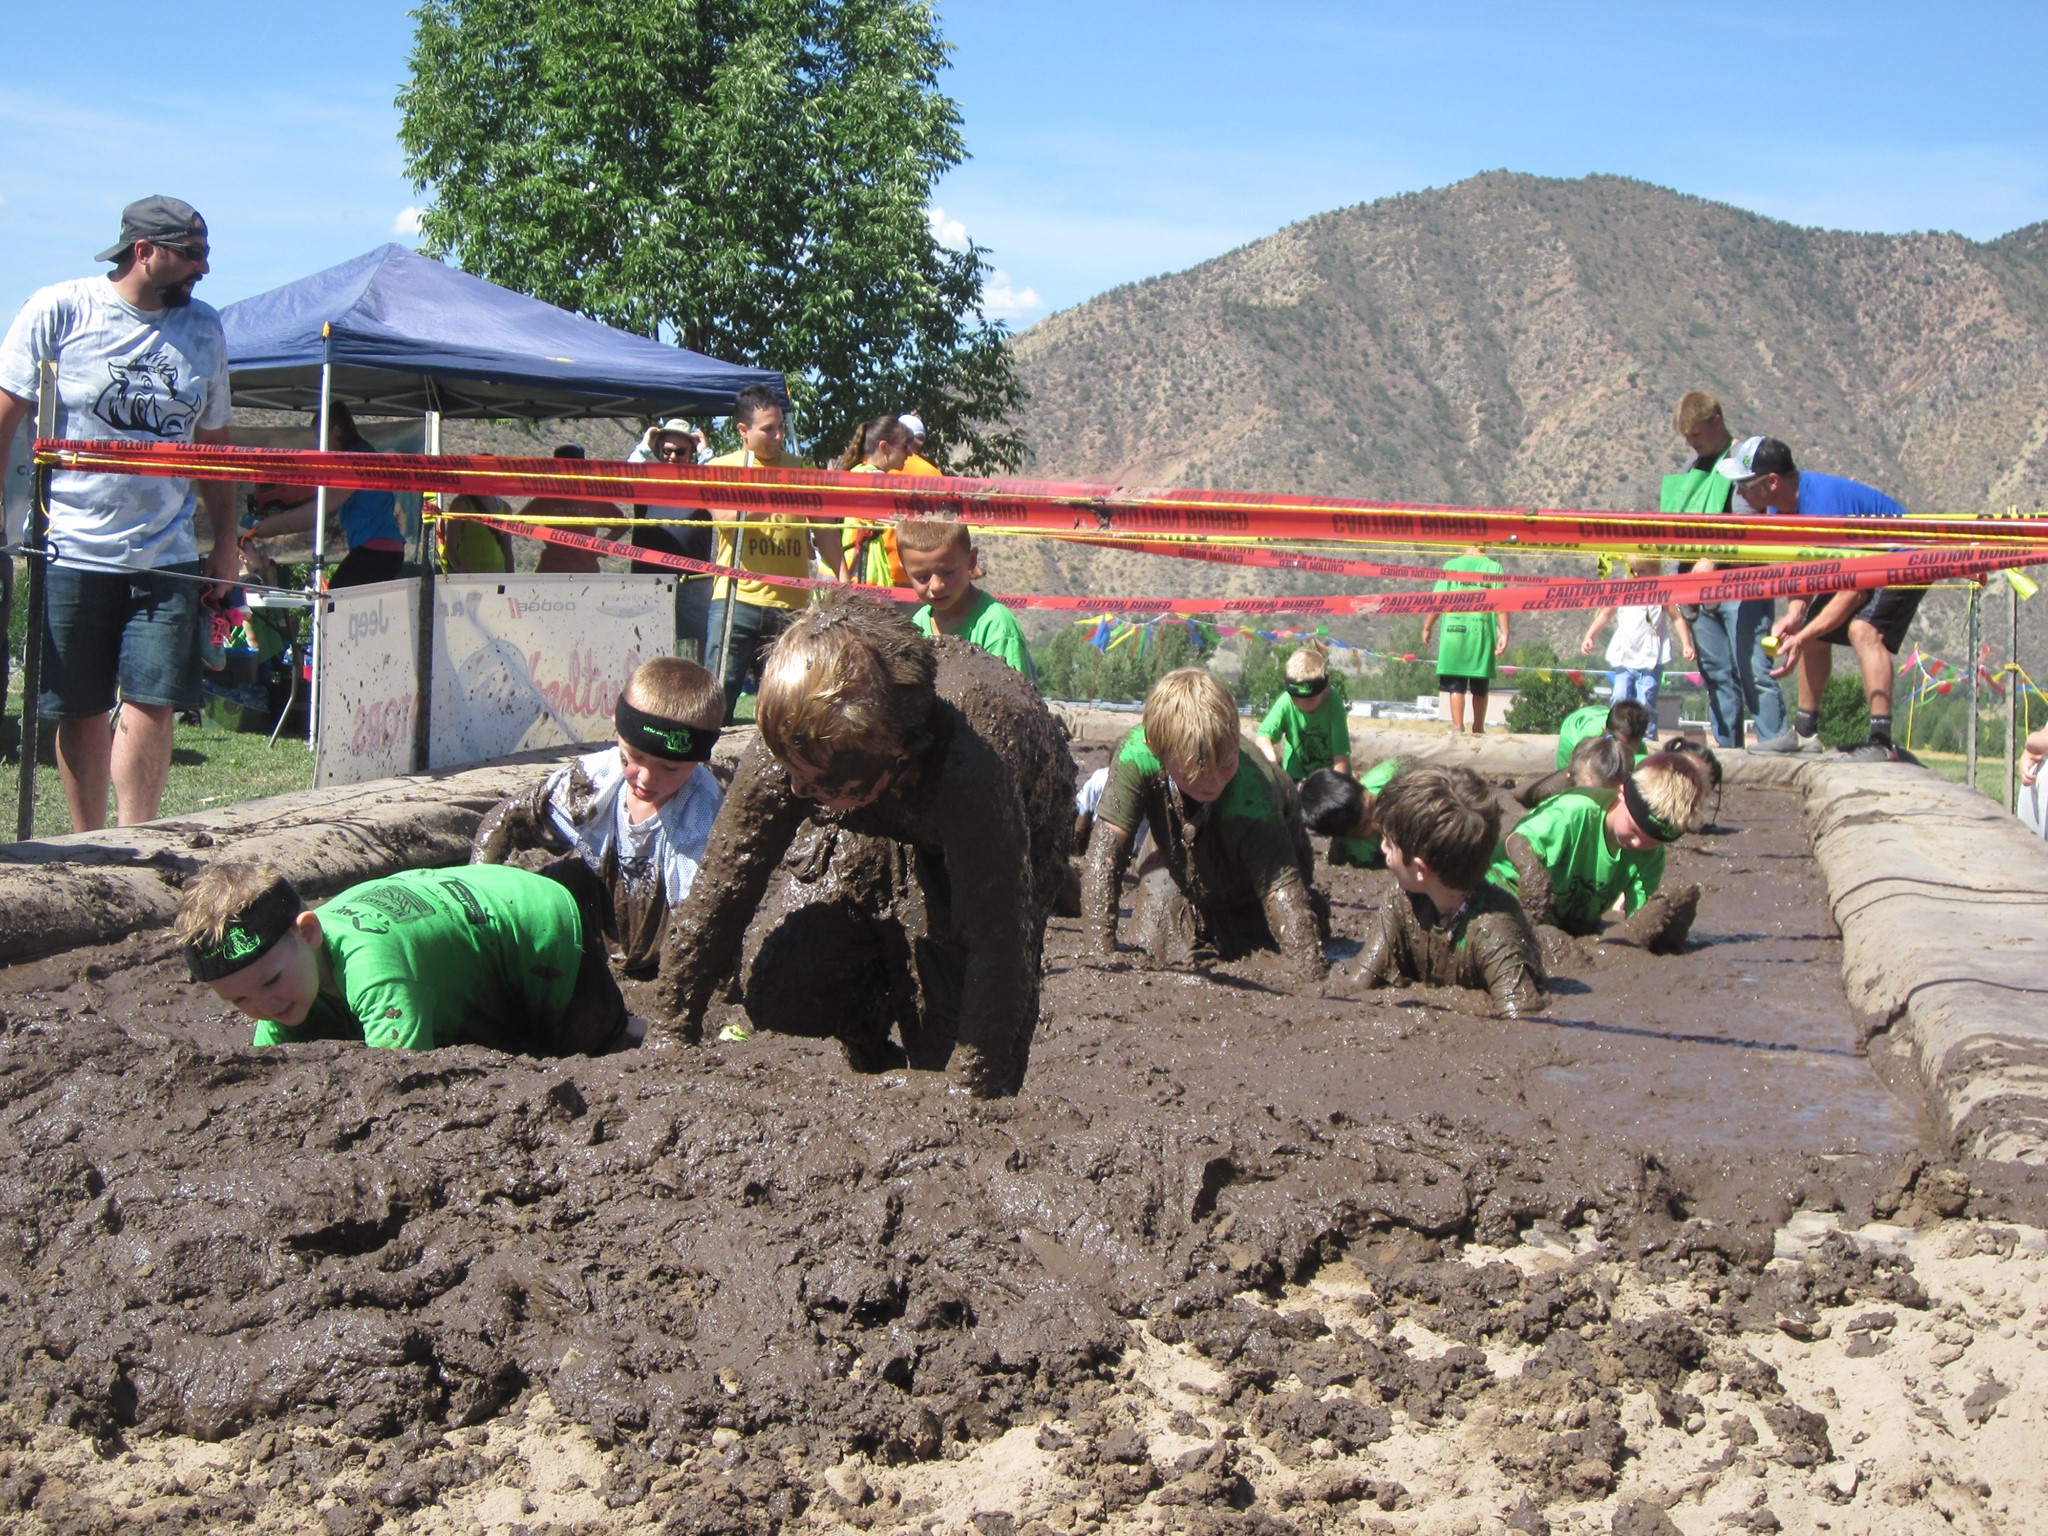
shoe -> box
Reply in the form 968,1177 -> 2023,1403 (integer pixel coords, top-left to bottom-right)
1839,741 -> 1917,764
1752,731 -> 1823,755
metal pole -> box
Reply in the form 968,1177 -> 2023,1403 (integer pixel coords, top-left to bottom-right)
412,397 -> 441,773
14,362 -> 57,840
2007,575 -> 2022,812
307,331 -> 333,747
1965,583 -> 1980,794
714,444 -> 749,706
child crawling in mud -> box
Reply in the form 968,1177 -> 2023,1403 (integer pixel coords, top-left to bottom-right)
471,656 -> 724,973
175,860 -> 628,1053
1515,700 -> 1649,808
652,591 -> 1073,1097
1488,750 -> 1714,954
1301,760 -> 1401,867
1349,764 -> 1546,1017
1081,668 -> 1326,980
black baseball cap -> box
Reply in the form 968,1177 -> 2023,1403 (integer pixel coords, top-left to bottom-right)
96,196 -> 209,263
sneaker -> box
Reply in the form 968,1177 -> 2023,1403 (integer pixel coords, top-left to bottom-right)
1752,731 -> 1823,755
200,605 -> 231,672
1839,741 -> 1917,764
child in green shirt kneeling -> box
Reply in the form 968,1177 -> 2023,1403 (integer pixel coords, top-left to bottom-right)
1255,647 -> 1351,780
1488,751 -> 1714,954
1301,760 -> 1402,867
176,860 -> 628,1054
1349,764 -> 1546,1018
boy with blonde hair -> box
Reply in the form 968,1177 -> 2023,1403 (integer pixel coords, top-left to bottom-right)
1488,751 -> 1713,952
895,514 -> 1035,679
471,656 -> 725,975
1256,647 -> 1352,781
1082,667 -> 1325,979
653,592 -> 1072,1096
175,859 -> 626,1053
1350,765 -> 1546,1017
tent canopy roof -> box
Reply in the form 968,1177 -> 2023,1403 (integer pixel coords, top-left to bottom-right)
220,244 -> 784,421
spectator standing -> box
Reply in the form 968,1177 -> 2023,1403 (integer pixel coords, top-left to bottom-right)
1665,392 -> 1783,748
1422,545 -> 1508,734
627,419 -> 717,654
1725,437 -> 1924,762
839,415 -> 915,589
704,387 -> 842,721
244,403 -> 406,588
0,196 -> 236,831
529,444 -> 623,577
897,411 -> 942,476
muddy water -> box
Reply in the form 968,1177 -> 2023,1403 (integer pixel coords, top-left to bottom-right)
0,775 -> 2007,1532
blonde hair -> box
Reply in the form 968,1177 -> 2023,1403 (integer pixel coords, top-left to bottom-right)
172,861 -> 302,952
893,514 -> 974,559
626,655 -> 722,730
1673,391 -> 1723,434
1143,668 -> 1239,777
1284,647 -> 1330,686
756,590 -> 936,765
1632,753 -> 1708,834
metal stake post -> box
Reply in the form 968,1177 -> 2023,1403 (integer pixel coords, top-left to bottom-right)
2007,576 -> 2022,812
14,363 -> 57,840
411,395 -> 442,773
1965,584 -> 1980,794
306,329 -> 333,747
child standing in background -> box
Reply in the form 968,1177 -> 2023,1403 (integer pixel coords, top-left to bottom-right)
1422,545 -> 1508,734
1580,559 -> 1696,740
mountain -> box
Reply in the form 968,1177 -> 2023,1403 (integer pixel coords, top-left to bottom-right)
992,172 -> 2048,659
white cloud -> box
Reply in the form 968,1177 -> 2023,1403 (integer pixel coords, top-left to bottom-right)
391,205 -> 425,238
980,269 -> 1045,323
927,204 -> 969,250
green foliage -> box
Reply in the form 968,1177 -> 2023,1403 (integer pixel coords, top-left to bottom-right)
1032,622 -> 1201,704
1816,671 -> 1871,749
399,0 -> 1024,471
1505,671 -> 1595,734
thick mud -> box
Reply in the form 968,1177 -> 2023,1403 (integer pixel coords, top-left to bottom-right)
1,776 -> 2043,1533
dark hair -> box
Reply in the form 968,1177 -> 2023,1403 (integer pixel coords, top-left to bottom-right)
1664,737 -> 1723,790
733,384 -> 782,426
1300,768 -> 1365,837
315,401 -> 370,453
1567,734 -> 1630,788
553,444 -> 586,459
837,415 -> 909,471
1375,764 -> 1500,891
1606,700 -> 1651,743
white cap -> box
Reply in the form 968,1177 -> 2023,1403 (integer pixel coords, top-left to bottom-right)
898,412 -> 926,439
654,416 -> 698,439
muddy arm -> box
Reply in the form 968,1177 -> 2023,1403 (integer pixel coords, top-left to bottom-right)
1348,898 -> 1404,989
1081,819 -> 1134,959
1465,914 -> 1547,1019
1259,872 -> 1328,982
471,774 -> 568,865
1505,833 -> 1555,928
1605,880 -> 1700,955
651,741 -> 810,1040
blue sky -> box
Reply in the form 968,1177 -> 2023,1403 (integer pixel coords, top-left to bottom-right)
3,2 -> 2043,332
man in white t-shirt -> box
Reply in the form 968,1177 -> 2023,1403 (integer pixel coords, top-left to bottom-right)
0,196 -> 237,831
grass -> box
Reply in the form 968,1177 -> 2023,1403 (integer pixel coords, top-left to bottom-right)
1,697 -> 313,841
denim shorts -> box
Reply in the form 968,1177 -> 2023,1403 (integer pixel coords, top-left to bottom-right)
38,560 -> 204,716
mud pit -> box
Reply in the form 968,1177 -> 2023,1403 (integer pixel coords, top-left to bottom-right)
2,771 -> 2046,1535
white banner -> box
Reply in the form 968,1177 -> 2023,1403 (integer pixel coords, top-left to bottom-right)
428,574 -> 675,771
313,579 -> 421,788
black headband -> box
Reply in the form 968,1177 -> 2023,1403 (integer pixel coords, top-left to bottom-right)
616,694 -> 717,763
1284,677 -> 1327,698
185,876 -> 303,982
1621,775 -> 1684,844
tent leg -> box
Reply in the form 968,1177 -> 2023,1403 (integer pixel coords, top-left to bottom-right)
412,404 -> 441,773
14,363 -> 57,839
307,342 -> 334,751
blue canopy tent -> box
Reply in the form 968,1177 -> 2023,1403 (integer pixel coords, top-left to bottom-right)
217,244 -> 786,751
220,243 -> 784,419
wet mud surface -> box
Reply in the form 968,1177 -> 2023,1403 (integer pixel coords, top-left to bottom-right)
2,776 -> 2045,1533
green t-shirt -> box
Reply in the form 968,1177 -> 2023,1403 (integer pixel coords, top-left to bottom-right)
1556,704 -> 1651,771
250,866 -> 584,1050
1433,554 -> 1504,680
1486,788 -> 1664,935
1333,757 -> 1404,866
913,589 -> 1036,681
1098,726 -> 1303,901
1258,689 -> 1351,780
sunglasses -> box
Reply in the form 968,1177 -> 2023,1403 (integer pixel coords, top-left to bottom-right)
151,240 -> 210,262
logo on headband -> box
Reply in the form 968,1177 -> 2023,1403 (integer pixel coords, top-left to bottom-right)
1284,678 -> 1327,698
615,693 -> 717,763
214,926 -> 262,962
649,725 -> 697,755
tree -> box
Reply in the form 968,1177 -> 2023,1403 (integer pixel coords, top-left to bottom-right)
399,0 -> 1025,471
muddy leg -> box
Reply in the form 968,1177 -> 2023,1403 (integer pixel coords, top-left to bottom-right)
1130,867 -> 1199,967
1606,882 -> 1701,954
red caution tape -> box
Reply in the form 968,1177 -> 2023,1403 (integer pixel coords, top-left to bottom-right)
485,515 -> 2046,618
38,439 -> 2048,554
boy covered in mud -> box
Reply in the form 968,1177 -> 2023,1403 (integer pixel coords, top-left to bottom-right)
471,656 -> 725,974
1081,668 -> 1326,980
653,592 -> 1072,1097
1301,760 -> 1402,868
1255,647 -> 1351,781
1488,751 -> 1713,954
896,514 -> 1036,680
175,860 -> 627,1053
1349,764 -> 1546,1018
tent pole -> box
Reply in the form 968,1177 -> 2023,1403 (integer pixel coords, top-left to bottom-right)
307,331 -> 333,748
413,393 -> 441,773
14,363 -> 57,840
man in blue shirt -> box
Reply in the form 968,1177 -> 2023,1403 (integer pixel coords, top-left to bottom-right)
1719,437 -> 1920,762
